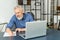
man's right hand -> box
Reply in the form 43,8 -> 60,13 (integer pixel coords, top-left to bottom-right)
6,28 -> 13,36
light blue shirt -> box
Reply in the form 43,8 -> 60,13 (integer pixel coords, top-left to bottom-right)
7,13 -> 34,28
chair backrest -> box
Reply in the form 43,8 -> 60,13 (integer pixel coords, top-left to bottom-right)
27,12 -> 34,20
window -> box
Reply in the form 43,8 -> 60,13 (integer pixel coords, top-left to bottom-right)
18,0 -> 31,5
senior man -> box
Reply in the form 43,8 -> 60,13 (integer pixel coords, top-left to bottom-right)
6,6 -> 34,36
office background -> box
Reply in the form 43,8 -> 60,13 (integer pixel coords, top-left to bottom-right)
0,0 -> 60,32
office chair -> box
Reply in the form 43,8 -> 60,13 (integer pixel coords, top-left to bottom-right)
27,12 -> 34,20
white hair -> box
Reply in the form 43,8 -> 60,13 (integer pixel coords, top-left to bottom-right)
14,5 -> 24,10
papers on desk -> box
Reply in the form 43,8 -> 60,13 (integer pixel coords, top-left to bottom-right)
3,32 -> 16,37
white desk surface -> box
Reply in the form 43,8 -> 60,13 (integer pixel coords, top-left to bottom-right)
3,32 -> 16,37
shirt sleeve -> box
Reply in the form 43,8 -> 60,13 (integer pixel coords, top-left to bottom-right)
6,15 -> 15,28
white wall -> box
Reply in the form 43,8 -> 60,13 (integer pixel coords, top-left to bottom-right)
58,0 -> 60,6
0,0 -> 18,23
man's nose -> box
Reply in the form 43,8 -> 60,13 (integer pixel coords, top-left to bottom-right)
16,14 -> 19,17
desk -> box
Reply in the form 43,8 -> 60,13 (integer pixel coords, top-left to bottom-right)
0,29 -> 60,40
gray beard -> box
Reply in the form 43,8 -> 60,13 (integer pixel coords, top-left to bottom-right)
17,16 -> 23,20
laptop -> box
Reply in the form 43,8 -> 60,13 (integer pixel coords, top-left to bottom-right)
19,20 -> 47,39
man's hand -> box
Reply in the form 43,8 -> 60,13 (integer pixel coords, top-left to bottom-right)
21,28 -> 26,31
6,28 -> 13,36
15,28 -> 22,32
15,28 -> 26,32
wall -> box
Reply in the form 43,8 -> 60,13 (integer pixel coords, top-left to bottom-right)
0,0 -> 18,23
58,0 -> 60,6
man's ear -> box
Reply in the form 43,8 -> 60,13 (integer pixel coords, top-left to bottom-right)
22,10 -> 24,13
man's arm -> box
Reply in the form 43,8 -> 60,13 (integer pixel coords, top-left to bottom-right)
6,15 -> 15,36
